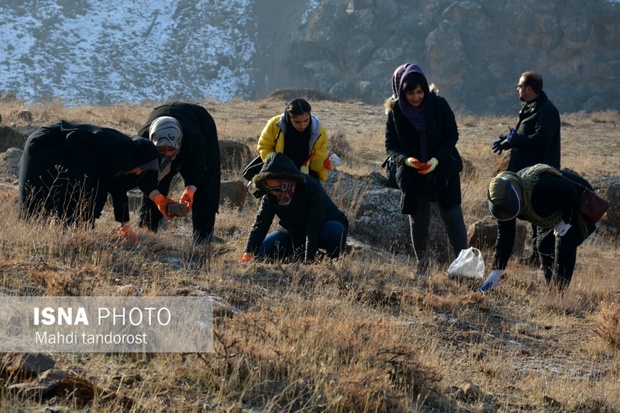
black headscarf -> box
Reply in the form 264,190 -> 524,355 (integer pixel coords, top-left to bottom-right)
282,100 -> 312,168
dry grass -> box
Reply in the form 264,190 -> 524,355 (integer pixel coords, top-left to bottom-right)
1,98 -> 619,412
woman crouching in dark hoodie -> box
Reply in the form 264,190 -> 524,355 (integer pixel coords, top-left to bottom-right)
238,153 -> 348,263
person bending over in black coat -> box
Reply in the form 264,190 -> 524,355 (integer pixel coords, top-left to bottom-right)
18,121 -> 161,239
480,164 -> 597,292
137,102 -> 221,244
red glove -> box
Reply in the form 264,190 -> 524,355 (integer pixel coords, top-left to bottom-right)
238,252 -> 253,263
323,157 -> 332,171
180,188 -> 195,213
153,194 -> 177,219
119,225 -> 138,245
405,157 -> 425,169
418,157 -> 438,175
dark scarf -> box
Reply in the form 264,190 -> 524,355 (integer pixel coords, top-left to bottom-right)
399,99 -> 429,162
397,65 -> 431,162
283,116 -> 312,168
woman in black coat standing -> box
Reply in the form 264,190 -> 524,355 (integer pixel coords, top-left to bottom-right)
385,64 -> 467,274
18,120 -> 160,228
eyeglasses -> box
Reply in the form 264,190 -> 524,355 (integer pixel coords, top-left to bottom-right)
263,184 -> 284,193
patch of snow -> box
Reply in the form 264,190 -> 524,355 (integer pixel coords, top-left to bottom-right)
302,0 -> 320,25
0,0 -> 254,105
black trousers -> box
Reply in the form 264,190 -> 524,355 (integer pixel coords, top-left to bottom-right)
537,221 -> 596,289
138,170 -> 217,243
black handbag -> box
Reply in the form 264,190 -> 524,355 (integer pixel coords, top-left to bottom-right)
242,130 -> 282,182
242,155 -> 264,182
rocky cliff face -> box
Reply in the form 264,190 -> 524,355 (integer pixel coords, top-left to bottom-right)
1,0 -> 619,114
285,0 -> 620,114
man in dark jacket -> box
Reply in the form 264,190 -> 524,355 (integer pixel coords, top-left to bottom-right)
492,71 -> 562,266
238,153 -> 348,263
480,164 -> 596,291
19,121 -> 160,232
137,102 -> 221,244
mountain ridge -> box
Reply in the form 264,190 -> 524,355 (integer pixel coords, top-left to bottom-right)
2,0 -> 620,114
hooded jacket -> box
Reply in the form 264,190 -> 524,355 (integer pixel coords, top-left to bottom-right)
245,153 -> 348,261
138,102 -> 221,213
19,121 -> 159,222
385,66 -> 463,215
257,113 -> 329,180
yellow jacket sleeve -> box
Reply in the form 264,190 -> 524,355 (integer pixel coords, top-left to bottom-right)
257,115 -> 282,161
308,125 -> 329,181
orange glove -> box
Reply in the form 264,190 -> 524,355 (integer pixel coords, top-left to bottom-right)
405,157 -> 425,169
153,193 -> 177,219
119,225 -> 138,245
180,188 -> 195,213
323,157 -> 332,171
238,252 -> 253,263
418,157 -> 438,175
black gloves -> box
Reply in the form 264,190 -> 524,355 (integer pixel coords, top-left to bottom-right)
492,128 -> 515,155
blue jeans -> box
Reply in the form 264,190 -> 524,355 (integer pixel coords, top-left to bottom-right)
256,220 -> 347,261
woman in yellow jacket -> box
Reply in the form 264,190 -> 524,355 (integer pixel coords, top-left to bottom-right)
257,98 -> 330,181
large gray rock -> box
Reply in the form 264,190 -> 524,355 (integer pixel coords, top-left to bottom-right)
0,147 -> 22,178
326,170 -> 452,261
0,126 -> 27,152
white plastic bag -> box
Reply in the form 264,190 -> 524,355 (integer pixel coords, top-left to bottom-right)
329,153 -> 342,167
447,247 -> 485,279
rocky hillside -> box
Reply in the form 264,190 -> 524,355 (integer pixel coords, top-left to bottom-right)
289,0 -> 620,114
1,0 -> 620,114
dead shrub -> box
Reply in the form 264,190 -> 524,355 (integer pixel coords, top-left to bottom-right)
593,303 -> 620,348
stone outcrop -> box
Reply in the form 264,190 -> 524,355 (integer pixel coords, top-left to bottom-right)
287,0 -> 620,114
2,1 -> 619,114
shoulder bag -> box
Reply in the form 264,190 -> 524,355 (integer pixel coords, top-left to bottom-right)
561,174 -> 609,224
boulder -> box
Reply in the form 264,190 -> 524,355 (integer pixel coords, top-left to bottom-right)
0,147 -> 22,178
219,140 -> 253,175
325,169 -> 453,261
17,110 -> 32,122
468,215 -> 527,255
220,180 -> 247,210
0,125 -> 27,152
2,353 -> 55,378
586,175 -> 620,232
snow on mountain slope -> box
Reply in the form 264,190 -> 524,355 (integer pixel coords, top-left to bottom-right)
0,0 -> 255,105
